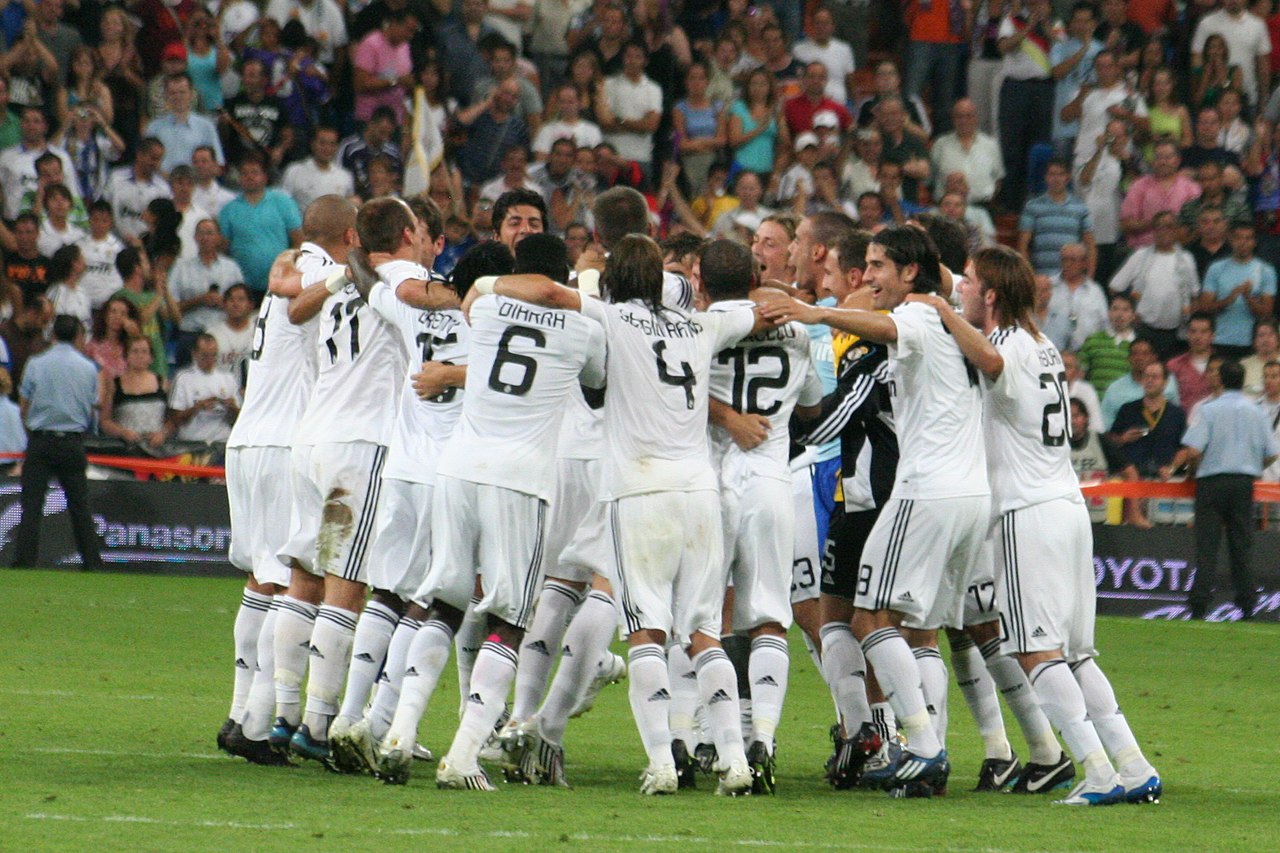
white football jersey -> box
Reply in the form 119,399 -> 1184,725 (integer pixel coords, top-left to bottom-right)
292,249 -> 407,447
580,298 -> 756,499
706,299 -> 823,481
887,301 -> 989,499
984,325 -> 1083,514
226,292 -> 319,448
556,390 -> 603,461
435,294 -> 606,500
366,261 -> 470,484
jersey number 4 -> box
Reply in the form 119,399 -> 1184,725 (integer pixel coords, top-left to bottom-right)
488,325 -> 545,396
716,345 -> 790,416
653,340 -> 696,410
1039,371 -> 1069,447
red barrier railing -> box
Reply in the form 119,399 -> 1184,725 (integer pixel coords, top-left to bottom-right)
0,451 -> 225,480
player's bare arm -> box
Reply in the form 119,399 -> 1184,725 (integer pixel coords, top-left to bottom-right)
484,274 -> 584,311
267,249 -> 303,296
287,281 -> 332,325
760,295 -> 899,344
709,396 -> 769,451
904,293 -> 1004,380
412,361 -> 467,401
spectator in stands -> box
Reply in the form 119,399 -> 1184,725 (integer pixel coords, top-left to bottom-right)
98,335 -> 172,453
1071,49 -> 1148,168
264,0 -> 349,67
145,73 -> 223,174
474,36 -> 544,135
671,63 -> 725,196
584,2 -> 629,76
0,292 -> 52,392
207,283 -> 256,387
1108,210 -> 1200,358
1070,396 -> 1122,480
32,0 -> 81,80
0,77 -> 20,150
783,62 -> 851,137
280,127 -> 355,214
1109,359 -> 1187,527
1188,205 -> 1233,281
1168,312 -> 1218,411
532,139 -> 580,227
218,152 -> 302,295
168,166 -> 207,261
439,0 -> 500,107
1194,32 -> 1246,110
182,7 -> 230,114
1121,139 -> 1200,250
44,244 -> 90,331
144,43 -> 189,124
1019,158 -> 1096,275
337,108 -> 401,201
1214,88 -> 1252,157
1101,336 -> 1181,428
930,99 -> 1004,206
1182,107 -> 1242,170
166,332 -> 239,449
351,9 -> 416,126
1096,0 -> 1146,68
0,107 -> 77,220
169,218 -> 242,364
873,95 -> 930,205
455,77 -> 530,192
190,145 -> 235,217
220,58 -> 292,171
57,45 -> 114,133
729,68 -> 785,177
756,21 -> 804,90
54,101 -> 124,204
1045,242 -> 1108,353
791,8 -> 855,106
598,40 -> 663,184
535,84 -> 603,162
1143,67 -> 1193,159
1242,319 -> 1280,397
1260,362 -> 1280,480
1064,350 -> 1105,432
1179,162 -> 1252,239
477,145 -> 537,204
112,245 -> 176,378
855,60 -> 930,142
1192,0 -> 1271,106
103,137 -> 170,241
84,293 -> 138,378
1050,2 -> 1103,159
1197,222 -> 1278,359
1080,292 -> 1138,394
21,153 -> 86,228
77,201 -> 124,309
0,367 -> 26,462
37,184 -> 84,256
711,170 -> 772,240
996,0 -> 1057,210
902,0 -> 968,134
140,197 -> 183,276
2,213 -> 50,296
877,160 -> 924,224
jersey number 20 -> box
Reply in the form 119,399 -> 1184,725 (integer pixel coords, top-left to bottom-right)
1039,371 -> 1069,447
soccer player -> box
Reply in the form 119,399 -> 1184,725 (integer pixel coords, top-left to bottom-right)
326,197 -> 469,774
915,244 -> 1162,806
221,196 -> 356,764
476,236 -> 780,796
272,197 -> 410,763
762,226 -> 990,798
375,233 -> 607,790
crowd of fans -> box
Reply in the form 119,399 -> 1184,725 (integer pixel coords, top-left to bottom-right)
0,0 -> 1278,509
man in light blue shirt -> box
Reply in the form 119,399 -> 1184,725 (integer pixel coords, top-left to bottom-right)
1049,4 -> 1102,155
13,314 -> 102,570
1163,360 -> 1279,619
219,152 -> 301,294
144,73 -> 224,174
1100,337 -> 1180,428
1197,223 -> 1277,356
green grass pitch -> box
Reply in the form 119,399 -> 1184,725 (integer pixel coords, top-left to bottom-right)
1,568 -> 1276,852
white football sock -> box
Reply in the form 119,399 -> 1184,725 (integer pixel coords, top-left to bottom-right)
860,628 -> 941,758
913,646 -> 949,748
821,622 -> 872,735
979,637 -> 1059,764
302,604 -> 358,738
871,702 -> 896,745
628,644 -> 674,768
445,638 -> 518,771
1072,658 -> 1155,779
337,600 -> 398,725
272,596 -> 317,727
385,619 -> 453,751
950,636 -> 1011,761
240,602 -> 278,741
454,600 -> 485,715
1029,659 -> 1114,786
368,615 -> 421,741
693,646 -> 747,767
666,643 -> 700,747
512,580 -> 584,722
229,589 -> 272,722
539,590 -> 616,745
800,628 -> 822,673
748,635 -> 789,750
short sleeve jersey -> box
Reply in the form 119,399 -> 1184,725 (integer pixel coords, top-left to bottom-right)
984,325 -> 1083,515
887,301 -> 990,499
706,299 -> 822,481
435,294 -> 606,500
293,248 -> 407,447
581,298 -> 755,499
366,261 -> 470,484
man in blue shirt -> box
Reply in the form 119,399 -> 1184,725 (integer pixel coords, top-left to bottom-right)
13,314 -> 102,570
144,73 -> 224,174
1162,360 -> 1279,619
219,151 -> 302,294
1197,223 -> 1278,360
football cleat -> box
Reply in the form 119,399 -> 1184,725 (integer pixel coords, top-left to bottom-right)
671,739 -> 697,790
436,759 -> 497,791
639,764 -> 679,795
288,724 -> 331,764
326,717 -> 364,774
569,653 -> 627,718
1121,772 -> 1163,804
974,752 -> 1023,792
694,742 -> 718,774
377,739 -> 414,785
412,743 -> 435,762
716,760 -> 754,797
495,717 -> 528,782
478,706 -> 512,764
520,722 -> 570,788
746,741 -> 776,795
1054,777 -> 1125,806
225,723 -> 292,766
216,717 -> 236,754
268,717 -> 297,752
858,740 -> 903,790
828,722 -> 882,789
335,717 -> 381,776
1011,752 -> 1075,794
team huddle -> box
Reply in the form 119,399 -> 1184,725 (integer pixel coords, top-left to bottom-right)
213,185 -> 1162,805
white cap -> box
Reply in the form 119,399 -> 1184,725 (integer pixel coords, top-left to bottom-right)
812,110 -> 840,130
794,131 -> 820,152
733,211 -> 764,231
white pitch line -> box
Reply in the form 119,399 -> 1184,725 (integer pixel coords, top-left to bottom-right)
30,747 -> 226,761
4,688 -> 194,702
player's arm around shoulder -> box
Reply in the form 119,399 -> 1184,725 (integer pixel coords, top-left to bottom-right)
757,288 -> 898,343
479,274 -> 583,312
904,292 -> 1003,380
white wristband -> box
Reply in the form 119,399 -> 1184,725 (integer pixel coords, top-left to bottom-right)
324,269 -> 348,294
474,275 -> 499,295
577,268 -> 601,298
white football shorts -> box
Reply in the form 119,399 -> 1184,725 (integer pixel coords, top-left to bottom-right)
225,445 -> 293,587
543,458 -> 602,584
791,463 -> 821,605
365,477 -> 435,603
721,463 -> 794,632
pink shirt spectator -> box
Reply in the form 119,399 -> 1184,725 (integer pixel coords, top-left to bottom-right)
1166,350 -> 1212,412
353,29 -> 411,123
1120,174 -> 1201,249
